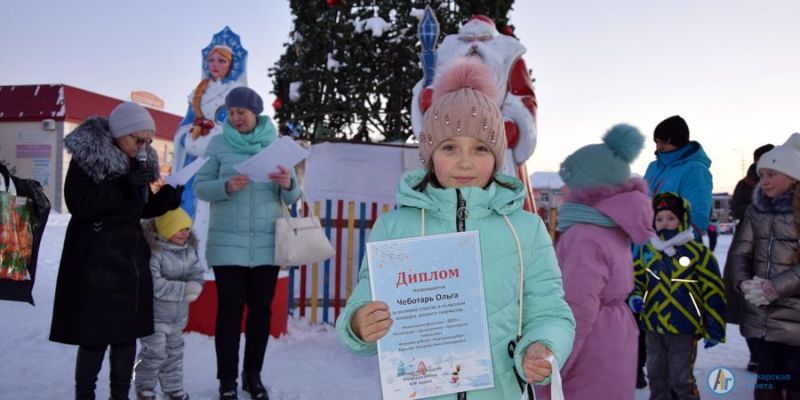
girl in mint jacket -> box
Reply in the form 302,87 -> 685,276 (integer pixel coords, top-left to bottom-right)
335,59 -> 575,400
194,87 -> 300,399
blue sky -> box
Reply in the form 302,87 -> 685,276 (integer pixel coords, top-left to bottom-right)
2,0 -> 798,192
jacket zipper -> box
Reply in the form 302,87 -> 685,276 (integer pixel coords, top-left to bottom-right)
456,189 -> 467,232
762,213 -> 775,338
456,189 -> 467,400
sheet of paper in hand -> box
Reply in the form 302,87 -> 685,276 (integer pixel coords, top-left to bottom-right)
233,136 -> 308,182
164,156 -> 208,187
367,231 -> 494,400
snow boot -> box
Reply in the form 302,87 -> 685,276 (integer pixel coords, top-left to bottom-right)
636,367 -> 647,389
241,372 -> 269,399
165,390 -> 190,400
135,387 -> 157,400
219,380 -> 238,400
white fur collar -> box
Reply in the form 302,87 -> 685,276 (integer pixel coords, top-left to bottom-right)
649,229 -> 695,256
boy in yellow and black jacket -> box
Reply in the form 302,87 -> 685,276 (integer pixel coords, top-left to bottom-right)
630,192 -> 726,400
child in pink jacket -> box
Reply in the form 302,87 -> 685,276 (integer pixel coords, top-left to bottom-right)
537,124 -> 654,400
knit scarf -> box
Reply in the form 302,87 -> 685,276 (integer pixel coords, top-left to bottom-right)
649,229 -> 695,256
222,115 -> 276,155
556,203 -> 617,232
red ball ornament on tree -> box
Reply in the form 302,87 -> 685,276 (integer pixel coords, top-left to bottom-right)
326,0 -> 342,6
502,25 -> 515,36
272,97 -> 283,110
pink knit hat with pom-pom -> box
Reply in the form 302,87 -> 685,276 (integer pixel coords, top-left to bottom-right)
420,58 -> 506,171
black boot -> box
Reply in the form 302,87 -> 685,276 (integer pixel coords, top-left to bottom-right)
241,372 -> 268,400
219,380 -> 238,400
76,346 -> 106,400
109,343 -> 136,400
636,367 -> 647,389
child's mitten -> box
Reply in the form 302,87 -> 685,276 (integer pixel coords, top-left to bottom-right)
184,281 -> 203,302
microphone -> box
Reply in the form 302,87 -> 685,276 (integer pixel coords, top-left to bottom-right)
137,147 -> 149,201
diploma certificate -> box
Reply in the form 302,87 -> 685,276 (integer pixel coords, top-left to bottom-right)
367,231 -> 494,400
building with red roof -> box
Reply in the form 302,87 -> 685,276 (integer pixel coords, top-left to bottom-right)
0,84 -> 181,212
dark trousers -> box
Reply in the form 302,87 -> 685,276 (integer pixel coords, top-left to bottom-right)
708,231 -> 718,252
75,342 -> 136,400
748,337 -> 762,364
213,266 -> 279,382
754,340 -> 800,398
638,321 -> 647,371
645,332 -> 699,400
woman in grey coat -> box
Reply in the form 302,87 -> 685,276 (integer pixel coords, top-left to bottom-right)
729,133 -> 800,399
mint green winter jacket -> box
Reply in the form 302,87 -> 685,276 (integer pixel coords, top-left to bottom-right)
336,170 -> 576,400
193,117 -> 301,267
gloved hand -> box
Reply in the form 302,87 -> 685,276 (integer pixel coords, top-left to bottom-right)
704,339 -> 719,349
161,185 -> 184,209
127,167 -> 152,190
627,294 -> 644,313
741,278 -> 775,307
184,281 -> 203,302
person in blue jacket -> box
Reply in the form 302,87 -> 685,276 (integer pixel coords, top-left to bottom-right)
643,115 -> 713,239
335,58 -> 576,400
194,86 -> 301,400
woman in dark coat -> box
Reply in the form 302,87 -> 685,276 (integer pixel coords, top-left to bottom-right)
49,102 -> 182,400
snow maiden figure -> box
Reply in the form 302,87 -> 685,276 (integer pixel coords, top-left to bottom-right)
411,14 -> 538,210
171,26 -> 248,268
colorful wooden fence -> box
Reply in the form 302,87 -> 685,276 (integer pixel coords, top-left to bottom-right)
286,199 -> 395,325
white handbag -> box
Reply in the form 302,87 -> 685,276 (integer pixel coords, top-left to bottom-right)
273,198 -> 335,266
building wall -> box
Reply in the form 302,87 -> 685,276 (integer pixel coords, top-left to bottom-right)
712,195 -> 732,223
0,120 -> 61,210
532,187 -> 565,226
1,119 -> 174,213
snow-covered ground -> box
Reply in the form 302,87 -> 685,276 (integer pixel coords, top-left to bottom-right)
0,213 -> 753,399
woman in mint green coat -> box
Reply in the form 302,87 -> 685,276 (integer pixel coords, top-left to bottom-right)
336,59 -> 575,400
194,87 -> 300,400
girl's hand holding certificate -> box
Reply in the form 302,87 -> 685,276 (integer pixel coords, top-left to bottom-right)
352,301 -> 393,342
523,342 -> 553,383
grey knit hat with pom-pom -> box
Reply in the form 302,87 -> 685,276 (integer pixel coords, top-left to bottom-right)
559,124 -> 645,189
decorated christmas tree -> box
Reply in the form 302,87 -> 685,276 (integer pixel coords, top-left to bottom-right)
269,0 -> 515,143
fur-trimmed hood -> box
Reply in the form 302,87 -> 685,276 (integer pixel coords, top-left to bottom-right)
752,185 -> 794,213
141,217 -> 197,252
566,178 -> 654,244
64,116 -> 160,184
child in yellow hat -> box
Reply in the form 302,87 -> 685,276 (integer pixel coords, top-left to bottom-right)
135,208 -> 205,400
